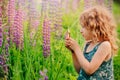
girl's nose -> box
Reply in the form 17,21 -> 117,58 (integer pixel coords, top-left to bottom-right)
80,29 -> 83,33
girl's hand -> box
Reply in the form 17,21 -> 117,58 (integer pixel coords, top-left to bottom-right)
66,38 -> 80,52
65,31 -> 79,52
65,30 -> 74,53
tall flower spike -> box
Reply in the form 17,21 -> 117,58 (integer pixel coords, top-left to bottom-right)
0,54 -> 8,78
43,18 -> 51,58
18,0 -> 25,8
61,0 -> 70,13
96,0 -> 104,6
84,0 -> 94,9
0,27 -> 2,47
28,0 -> 40,46
48,0 -> 63,39
106,0 -> 113,12
39,69 -> 48,80
0,6 -> 3,47
72,0 -> 80,11
8,0 -> 15,25
8,0 -> 16,45
1,0 -> 8,44
41,0 -> 48,16
13,10 -> 24,49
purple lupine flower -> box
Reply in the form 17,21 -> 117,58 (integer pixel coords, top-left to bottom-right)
44,76 -> 48,80
30,19 -> 40,45
84,0 -> 94,9
96,0 -> 104,5
84,0 -> 89,9
41,0 -> 48,16
0,27 -> 3,47
28,0 -> 40,43
8,0 -> 15,24
0,1 -> 9,78
43,18 -> 51,58
0,54 -> 8,77
13,9 -> 24,49
17,0 -> 27,20
18,0 -> 25,7
48,0 -> 63,39
39,69 -> 48,80
61,0 -> 70,13
32,20 -> 40,29
1,0 -> 9,63
3,27 -> 10,55
72,0 -> 80,11
0,6 -> 3,47
0,55 -> 5,65
28,0 -> 37,19
5,43 -> 9,56
96,0 -> 113,12
40,71 -> 45,76
8,0 -> 16,46
106,0 -> 113,12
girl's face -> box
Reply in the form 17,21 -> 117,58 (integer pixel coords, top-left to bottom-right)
80,27 -> 92,41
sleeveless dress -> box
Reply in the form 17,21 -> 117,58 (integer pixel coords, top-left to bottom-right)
77,42 -> 114,80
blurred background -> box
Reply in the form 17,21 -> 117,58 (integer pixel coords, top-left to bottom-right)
0,0 -> 120,80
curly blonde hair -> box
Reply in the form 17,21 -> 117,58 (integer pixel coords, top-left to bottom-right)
80,6 -> 119,54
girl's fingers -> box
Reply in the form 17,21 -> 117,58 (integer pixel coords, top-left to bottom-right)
65,42 -> 70,46
66,39 -> 71,44
69,37 -> 74,41
65,40 -> 71,46
65,37 -> 75,47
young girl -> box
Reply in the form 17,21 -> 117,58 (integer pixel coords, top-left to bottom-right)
65,6 -> 119,80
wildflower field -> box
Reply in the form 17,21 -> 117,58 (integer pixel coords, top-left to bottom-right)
0,0 -> 120,80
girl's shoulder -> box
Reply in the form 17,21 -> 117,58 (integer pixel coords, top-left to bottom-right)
99,41 -> 111,50
101,41 -> 111,46
84,41 -> 111,54
85,41 -> 111,50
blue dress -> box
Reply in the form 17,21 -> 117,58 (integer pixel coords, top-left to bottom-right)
77,42 -> 114,80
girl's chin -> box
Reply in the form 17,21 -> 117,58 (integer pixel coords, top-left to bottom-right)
86,39 -> 92,42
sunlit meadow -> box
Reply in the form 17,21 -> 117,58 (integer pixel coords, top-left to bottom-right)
0,0 -> 119,80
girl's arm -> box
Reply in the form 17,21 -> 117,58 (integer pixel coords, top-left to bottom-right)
73,41 -> 111,75
65,45 -> 81,73
72,52 -> 81,73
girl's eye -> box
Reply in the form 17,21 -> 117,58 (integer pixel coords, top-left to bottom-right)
82,27 -> 85,29
82,26 -> 85,28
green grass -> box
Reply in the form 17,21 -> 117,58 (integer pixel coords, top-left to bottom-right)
0,1 -> 120,80
113,2 -> 120,80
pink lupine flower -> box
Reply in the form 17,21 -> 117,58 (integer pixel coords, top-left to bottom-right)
28,0 -> 40,42
8,0 -> 16,46
28,0 -> 37,19
13,10 -> 24,49
48,0 -> 63,39
39,69 -> 48,80
8,0 -> 15,24
41,0 -> 48,15
0,6 -> 2,47
0,54 -> 8,78
0,27 -> 3,47
84,0 -> 93,9
96,0 -> 104,5
61,0 -> 70,13
106,0 -> 113,12
18,0 -> 25,7
96,0 -> 113,12
72,0 -> 80,11
43,18 -> 51,58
